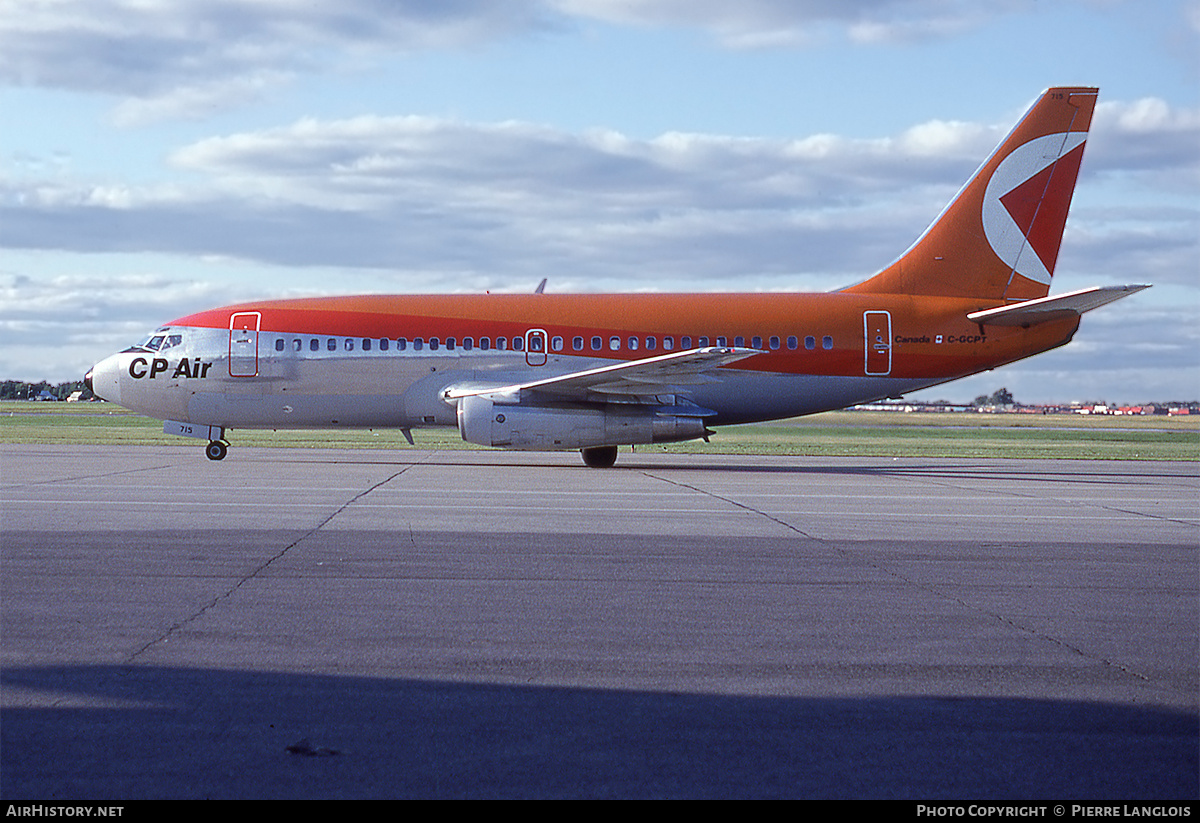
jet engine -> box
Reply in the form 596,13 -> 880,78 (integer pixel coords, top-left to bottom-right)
456,394 -> 707,450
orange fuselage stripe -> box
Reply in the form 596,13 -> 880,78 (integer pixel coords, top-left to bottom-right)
170,293 -> 1079,381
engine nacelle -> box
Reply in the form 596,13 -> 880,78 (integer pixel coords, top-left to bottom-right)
457,395 -> 707,450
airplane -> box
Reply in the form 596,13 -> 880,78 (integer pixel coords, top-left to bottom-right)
85,86 -> 1148,467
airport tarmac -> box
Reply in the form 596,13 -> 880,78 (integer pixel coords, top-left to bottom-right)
1,444 -> 1196,799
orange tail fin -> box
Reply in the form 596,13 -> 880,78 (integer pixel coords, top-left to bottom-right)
845,87 -> 1098,301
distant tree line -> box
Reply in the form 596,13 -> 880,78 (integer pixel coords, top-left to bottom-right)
967,387 -> 1198,410
1,380 -> 91,400
973,388 -> 1015,407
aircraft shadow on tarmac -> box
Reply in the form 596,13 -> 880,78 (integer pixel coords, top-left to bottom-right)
2,664 -> 1196,800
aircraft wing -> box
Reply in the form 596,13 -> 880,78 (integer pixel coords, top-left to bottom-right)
967,285 -> 1150,327
444,346 -> 763,404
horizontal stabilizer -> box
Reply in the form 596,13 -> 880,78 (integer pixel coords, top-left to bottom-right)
966,285 -> 1150,327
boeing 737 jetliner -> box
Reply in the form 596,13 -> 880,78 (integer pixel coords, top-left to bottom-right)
86,87 -> 1147,467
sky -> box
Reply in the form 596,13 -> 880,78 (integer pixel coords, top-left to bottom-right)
1,0 -> 1197,405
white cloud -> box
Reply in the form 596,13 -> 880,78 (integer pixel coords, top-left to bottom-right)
0,0 -> 1105,124
551,0 -> 1017,47
0,0 -> 553,120
3,96 -> 1194,285
108,69 -> 293,127
0,114 -> 965,288
1090,98 -> 1200,183
164,113 -> 997,209
0,0 -> 1190,406
0,265 -> 230,380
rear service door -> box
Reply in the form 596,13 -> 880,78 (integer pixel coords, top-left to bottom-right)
864,311 -> 891,375
229,311 -> 261,377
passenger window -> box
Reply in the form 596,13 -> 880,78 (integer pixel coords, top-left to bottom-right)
413,338 -> 424,351
698,337 -> 709,347
681,336 -> 692,349
345,339 -> 354,351
497,337 -> 507,351
529,336 -> 543,352
310,339 -> 319,352
769,336 -> 780,350
275,339 -> 285,352
752,336 -> 762,349
628,337 -> 638,351
293,338 -> 302,351
362,338 -> 371,351
512,337 -> 523,351
787,336 -> 798,350
716,336 -> 727,346
397,338 -> 407,351
663,336 -> 674,350
463,337 -> 473,351
609,336 -> 620,351
573,336 -> 584,351
645,337 -> 656,351
480,338 -> 490,351
380,338 -> 389,351
446,338 -> 455,350
551,336 -> 563,352
327,338 -> 336,351
429,338 -> 440,351
823,335 -> 833,350
591,336 -> 602,351
734,336 -> 744,347
805,336 -> 815,350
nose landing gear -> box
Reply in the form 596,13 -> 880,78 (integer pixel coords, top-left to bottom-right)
160,421 -> 229,459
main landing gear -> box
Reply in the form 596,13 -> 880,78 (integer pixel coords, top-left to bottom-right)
581,445 -> 618,468
205,440 -> 229,461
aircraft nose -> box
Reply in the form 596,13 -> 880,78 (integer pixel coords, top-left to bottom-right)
87,354 -> 122,404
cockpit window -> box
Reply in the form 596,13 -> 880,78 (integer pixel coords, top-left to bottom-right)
121,330 -> 170,353
122,328 -> 185,354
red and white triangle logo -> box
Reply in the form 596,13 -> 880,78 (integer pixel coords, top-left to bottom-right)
982,132 -> 1088,285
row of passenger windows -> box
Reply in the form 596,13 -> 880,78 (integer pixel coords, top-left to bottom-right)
274,333 -> 835,354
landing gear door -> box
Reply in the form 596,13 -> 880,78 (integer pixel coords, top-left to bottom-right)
229,311 -> 261,377
864,311 -> 891,376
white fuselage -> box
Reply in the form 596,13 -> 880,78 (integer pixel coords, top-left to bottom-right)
88,324 -> 925,436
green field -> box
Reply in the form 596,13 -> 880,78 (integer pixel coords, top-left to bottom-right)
2,401 -> 1197,460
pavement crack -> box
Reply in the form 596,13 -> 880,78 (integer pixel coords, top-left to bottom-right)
642,471 -> 821,540
640,468 -> 1161,688
2,462 -> 179,490
905,472 -> 1199,530
125,466 -> 412,664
